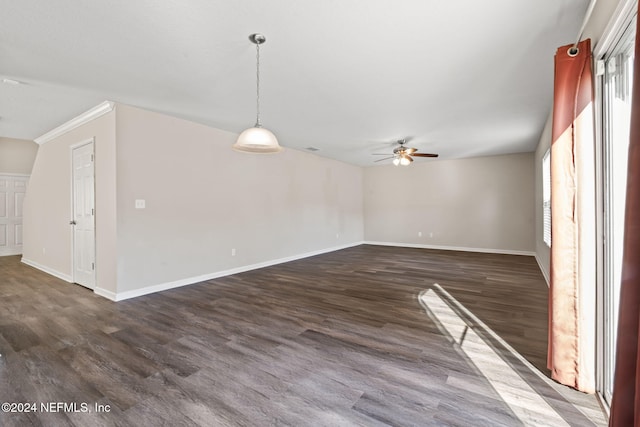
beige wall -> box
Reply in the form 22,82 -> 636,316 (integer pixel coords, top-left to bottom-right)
24,105 -> 363,298
22,103 -> 363,299
364,152 -> 535,253
0,137 -> 38,174
21,111 -> 117,294
114,104 -> 364,294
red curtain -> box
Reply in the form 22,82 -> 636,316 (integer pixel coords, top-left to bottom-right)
609,8 -> 640,425
548,38 -> 595,393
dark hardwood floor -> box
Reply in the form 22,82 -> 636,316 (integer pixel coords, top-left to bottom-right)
0,245 -> 606,426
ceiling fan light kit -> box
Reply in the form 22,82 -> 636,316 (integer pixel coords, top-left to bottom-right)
233,33 -> 282,154
374,139 -> 438,166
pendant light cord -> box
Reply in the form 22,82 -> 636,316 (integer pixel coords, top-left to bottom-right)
255,42 -> 261,127
233,33 -> 281,153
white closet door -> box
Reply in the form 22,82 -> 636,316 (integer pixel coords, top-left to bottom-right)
0,175 -> 28,256
72,142 -> 96,289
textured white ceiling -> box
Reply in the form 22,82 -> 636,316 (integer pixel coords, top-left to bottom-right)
0,0 -> 588,165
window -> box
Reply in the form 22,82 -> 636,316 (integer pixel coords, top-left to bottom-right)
542,149 -> 551,247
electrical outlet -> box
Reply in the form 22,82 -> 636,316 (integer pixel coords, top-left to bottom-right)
135,199 -> 146,209
418,231 -> 422,237
430,232 -> 434,238
231,248 -> 236,256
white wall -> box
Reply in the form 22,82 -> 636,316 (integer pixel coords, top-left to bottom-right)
364,152 -> 535,254
114,104 -> 364,295
21,111 -> 118,294
0,137 -> 38,174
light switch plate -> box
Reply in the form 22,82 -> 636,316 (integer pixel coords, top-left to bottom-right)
135,199 -> 146,209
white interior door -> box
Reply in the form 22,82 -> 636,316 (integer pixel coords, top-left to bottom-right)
0,175 -> 28,256
72,142 -> 96,289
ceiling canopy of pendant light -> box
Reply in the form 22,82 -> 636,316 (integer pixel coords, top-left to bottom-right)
233,33 -> 282,154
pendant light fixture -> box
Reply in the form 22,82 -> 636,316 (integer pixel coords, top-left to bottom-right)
233,33 -> 282,153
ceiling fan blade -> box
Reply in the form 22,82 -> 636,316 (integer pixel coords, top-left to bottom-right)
411,153 -> 439,158
374,156 -> 395,162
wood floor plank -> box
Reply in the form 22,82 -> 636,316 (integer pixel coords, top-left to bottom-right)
0,247 -> 607,426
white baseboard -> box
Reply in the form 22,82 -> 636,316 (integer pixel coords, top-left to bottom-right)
0,248 -> 23,257
535,255 -> 550,287
21,257 -> 73,282
109,241 -> 365,302
94,287 -> 118,301
22,241 -> 541,302
363,241 -> 536,257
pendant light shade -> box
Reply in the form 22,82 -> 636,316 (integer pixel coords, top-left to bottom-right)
233,33 -> 282,154
234,126 -> 281,153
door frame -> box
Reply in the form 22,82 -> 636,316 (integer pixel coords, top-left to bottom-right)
593,0 -> 638,410
70,138 -> 96,288
0,173 -> 30,256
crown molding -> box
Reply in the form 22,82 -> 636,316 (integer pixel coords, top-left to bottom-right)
35,101 -> 115,145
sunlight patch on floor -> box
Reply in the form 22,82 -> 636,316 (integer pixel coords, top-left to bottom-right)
419,285 -> 570,427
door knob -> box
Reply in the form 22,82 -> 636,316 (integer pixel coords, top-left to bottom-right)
69,220 -> 76,225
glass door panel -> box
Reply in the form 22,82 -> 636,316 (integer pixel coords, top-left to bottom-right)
602,18 -> 635,405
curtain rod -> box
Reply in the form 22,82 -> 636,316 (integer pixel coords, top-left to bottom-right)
569,0 -> 598,55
